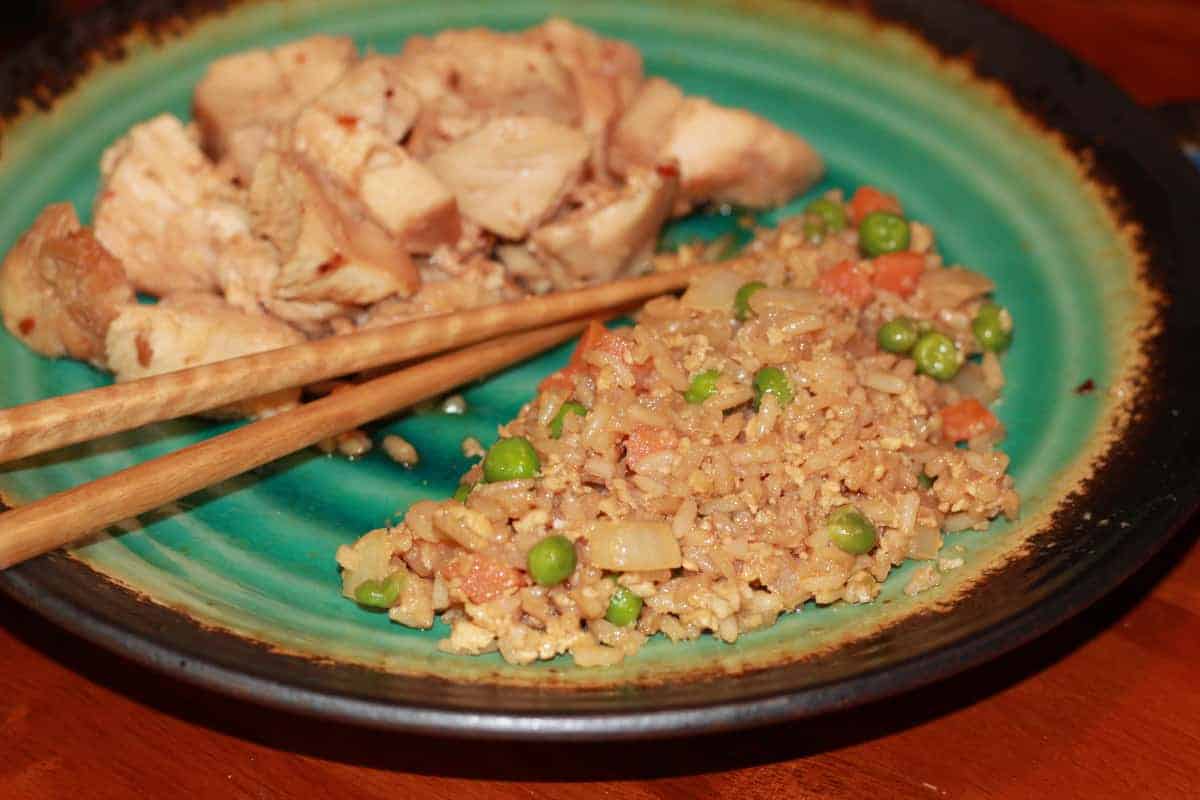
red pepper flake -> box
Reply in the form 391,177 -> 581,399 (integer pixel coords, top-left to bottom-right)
384,88 -> 395,99
655,162 -> 680,178
335,114 -> 358,130
1074,378 -> 1096,395
17,317 -> 35,335
317,253 -> 346,275
446,69 -> 461,90
135,333 -> 154,368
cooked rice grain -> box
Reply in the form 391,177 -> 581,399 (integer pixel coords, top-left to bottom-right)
336,212 -> 1019,666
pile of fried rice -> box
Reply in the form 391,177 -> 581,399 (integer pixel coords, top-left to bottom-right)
336,192 -> 1018,667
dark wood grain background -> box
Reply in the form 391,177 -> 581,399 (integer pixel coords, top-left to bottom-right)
3,2 -> 1199,798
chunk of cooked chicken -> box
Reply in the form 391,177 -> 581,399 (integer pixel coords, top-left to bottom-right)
527,165 -> 679,288
0,204 -> 134,367
395,28 -> 580,158
611,78 -> 823,211
260,295 -> 358,339
522,18 -> 644,179
357,256 -> 523,329
357,153 -> 460,253
95,114 -> 275,303
193,35 -> 358,182
426,116 -> 589,240
106,293 -> 305,418
287,102 -> 459,253
249,151 -> 420,308
608,78 -> 684,176
313,56 -> 421,145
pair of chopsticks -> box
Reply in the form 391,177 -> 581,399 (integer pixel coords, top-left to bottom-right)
0,264 -> 709,570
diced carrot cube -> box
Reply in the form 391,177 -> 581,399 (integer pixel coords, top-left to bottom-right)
592,329 -> 634,363
572,320 -> 608,365
940,398 -> 999,442
623,425 -> 678,468
539,320 -> 612,395
538,367 -> 581,395
441,553 -> 525,604
815,260 -> 874,308
541,321 -> 649,397
871,251 -> 926,297
849,186 -> 903,221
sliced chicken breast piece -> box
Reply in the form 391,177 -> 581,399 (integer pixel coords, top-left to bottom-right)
193,35 -> 358,182
611,78 -> 823,211
314,56 -> 421,145
523,18 -> 644,178
105,293 -> 305,418
287,56 -> 422,183
608,78 -> 684,176
357,257 -> 523,329
395,28 -> 580,158
358,153 -> 460,253
529,165 -> 679,287
261,296 -> 358,338
664,98 -> 824,209
95,114 -> 275,302
0,204 -> 134,367
249,151 -> 420,308
288,105 -> 459,253
426,116 -> 589,240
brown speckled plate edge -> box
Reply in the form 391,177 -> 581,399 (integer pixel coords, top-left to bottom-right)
1,0 -> 1198,738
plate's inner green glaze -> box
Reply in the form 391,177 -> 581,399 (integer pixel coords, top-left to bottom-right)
0,0 -> 1141,684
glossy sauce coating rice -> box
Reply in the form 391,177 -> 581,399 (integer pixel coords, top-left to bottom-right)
337,197 -> 1018,667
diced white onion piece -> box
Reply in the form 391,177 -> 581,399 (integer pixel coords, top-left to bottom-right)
909,525 -> 942,560
749,286 -> 823,313
587,521 -> 682,571
950,362 -> 999,405
681,269 -> 743,311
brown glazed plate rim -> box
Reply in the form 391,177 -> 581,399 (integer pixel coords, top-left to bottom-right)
2,0 -> 1200,739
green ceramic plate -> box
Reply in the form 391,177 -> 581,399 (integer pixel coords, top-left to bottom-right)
2,0 -> 1197,738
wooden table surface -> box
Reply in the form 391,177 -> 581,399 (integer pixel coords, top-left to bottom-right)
3,2 -> 1200,798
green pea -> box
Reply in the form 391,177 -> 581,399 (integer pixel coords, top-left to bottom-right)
527,535 -> 577,586
805,198 -> 848,232
452,482 -> 474,503
972,302 -> 1013,352
605,584 -> 644,627
549,401 -> 587,439
734,281 -> 766,321
482,436 -> 540,482
753,366 -> 794,409
858,211 -> 911,257
825,506 -> 877,555
802,218 -> 826,244
917,472 -> 934,490
877,317 -> 920,354
684,369 -> 721,405
354,572 -> 406,608
912,332 -> 961,381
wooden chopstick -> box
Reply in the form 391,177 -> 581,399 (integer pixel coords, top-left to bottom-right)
0,264 -> 708,464
0,317 -> 590,571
